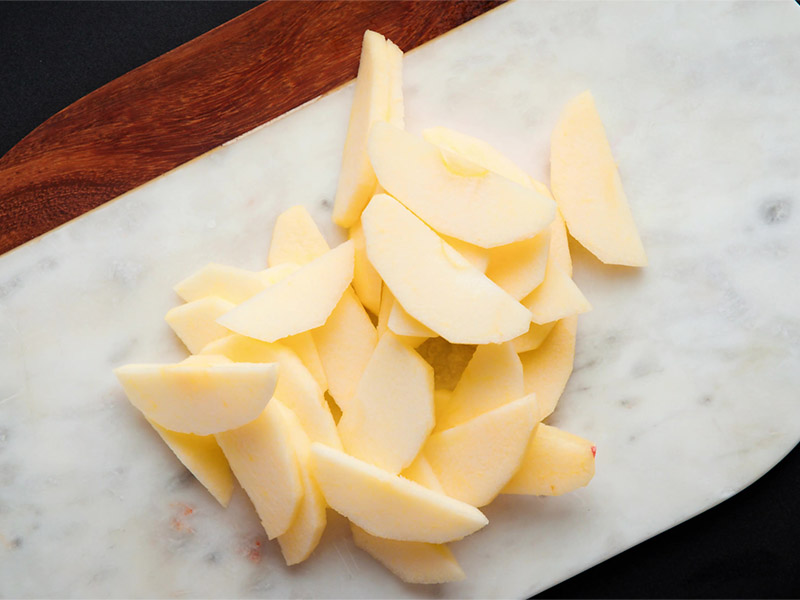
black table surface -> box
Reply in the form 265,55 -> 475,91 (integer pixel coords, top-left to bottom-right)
2,3 -> 798,598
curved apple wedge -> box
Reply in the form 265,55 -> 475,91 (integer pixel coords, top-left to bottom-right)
310,443 -> 488,543
114,362 -> 278,435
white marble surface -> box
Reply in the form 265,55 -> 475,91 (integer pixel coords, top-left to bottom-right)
2,1 -> 800,597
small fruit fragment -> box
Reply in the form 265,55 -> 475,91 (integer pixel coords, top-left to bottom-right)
512,321 -> 558,354
268,205 -> 331,267
350,220 -> 382,316
165,296 -> 235,354
281,332 -> 328,393
174,263 -> 267,304
521,263 -> 591,325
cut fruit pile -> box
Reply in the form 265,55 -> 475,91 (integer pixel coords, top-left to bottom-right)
114,30 -> 645,584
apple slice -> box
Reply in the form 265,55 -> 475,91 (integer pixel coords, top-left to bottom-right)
485,230 -> 550,301
165,296 -> 235,354
512,320 -> 558,354
338,332 -> 434,474
435,341 -> 523,431
277,406 -> 327,566
520,316 -> 577,420
312,288 -> 378,412
387,299 -> 435,340
376,283 -> 392,338
282,332 -> 327,393
377,287 -> 426,347
368,122 -> 555,248
551,91 -> 647,266
386,38 -> 404,128
311,443 -> 488,543
201,334 -> 340,449
114,362 -> 277,435
268,205 -> 330,268
425,394 -> 538,507
441,235 -> 490,272
333,31 -> 399,228
401,453 -> 444,493
148,421 -> 234,507
549,209 -> 572,276
349,220 -> 382,316
217,241 -> 354,342
174,263 -> 267,304
502,423 -> 595,496
216,399 -> 304,539
362,194 -> 531,344
521,262 -> 591,325
351,524 -> 465,584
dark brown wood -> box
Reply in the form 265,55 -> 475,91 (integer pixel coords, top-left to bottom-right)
0,1 -> 504,255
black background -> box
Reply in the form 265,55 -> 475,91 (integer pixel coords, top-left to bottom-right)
2,3 -> 799,598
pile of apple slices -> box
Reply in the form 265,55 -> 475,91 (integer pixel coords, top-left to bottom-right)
114,30 -> 646,584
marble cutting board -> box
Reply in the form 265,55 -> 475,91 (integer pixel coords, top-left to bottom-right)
1,1 -> 799,597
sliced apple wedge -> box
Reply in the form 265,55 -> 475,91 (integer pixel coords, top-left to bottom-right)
401,453 -> 444,493
520,316 -> 577,420
387,299 -> 436,340
338,332 -> 434,474
312,288 -> 378,413
386,38 -> 404,128
351,524 -> 465,584
216,399 -> 304,539
350,220 -> 382,316
436,341 -> 524,431
441,235 -> 490,272
201,334 -> 340,449
114,362 -> 277,435
549,209 -> 572,276
551,91 -> 647,266
311,443 -> 488,543
512,320 -> 558,354
217,241 -> 354,342
277,406 -> 327,566
268,205 -> 331,268
521,262 -> 591,325
174,263 -> 268,304
503,423 -> 595,496
368,122 -> 555,248
485,230 -> 550,301
425,394 -> 538,507
165,296 -> 235,354
362,194 -> 531,344
377,287 -> 427,347
282,331 -> 327,393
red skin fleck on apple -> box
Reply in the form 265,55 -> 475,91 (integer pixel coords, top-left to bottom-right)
591,445 -> 597,458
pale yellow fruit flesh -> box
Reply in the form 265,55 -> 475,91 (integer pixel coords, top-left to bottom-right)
550,90 -> 647,266
201,334 -> 341,449
512,320 -> 558,354
441,235 -> 490,272
486,230 -> 551,301
114,362 -> 278,435
520,316 -> 577,420
310,443 -> 488,543
361,194 -> 531,344
351,524 -> 465,584
350,220 -> 382,316
368,122 -> 555,248
521,262 -> 591,325
174,263 -> 267,304
165,296 -> 235,354
387,299 -> 436,339
217,241 -> 354,342
281,332 -> 328,393
502,423 -> 595,495
337,332 -> 434,474
401,453 -> 444,493
268,205 -> 331,267
215,400 -> 304,539
425,394 -> 538,507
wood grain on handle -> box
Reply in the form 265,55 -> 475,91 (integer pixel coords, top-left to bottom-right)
0,0 -> 504,255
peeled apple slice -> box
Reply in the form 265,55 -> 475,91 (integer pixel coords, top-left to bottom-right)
377,287 -> 427,348
268,205 -> 331,267
362,194 -> 531,344
387,299 -> 436,340
311,443 -> 488,543
512,320 -> 558,354
436,342 -> 524,431
174,263 -> 267,304
351,524 -> 465,584
350,220 -> 382,316
522,262 -> 591,325
485,230 -> 550,301
312,288 -> 378,412
165,296 -> 235,354
425,394 -> 538,507
114,362 -> 278,435
201,334 -> 341,449
148,421 -> 234,507
521,316 -> 577,420
386,38 -> 404,127
277,406 -> 327,566
502,423 -> 595,496
401,454 -> 444,493
550,90 -> 647,266
549,209 -> 572,276
217,241 -> 354,342
337,332 -> 434,474
216,399 -> 304,539
368,122 -> 555,248
441,235 -> 489,272
282,332 -> 328,393
333,31 -> 399,228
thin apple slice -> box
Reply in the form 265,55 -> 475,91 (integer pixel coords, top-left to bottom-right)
174,263 -> 267,304
165,296 -> 235,354
349,220 -> 382,316
521,262 -> 591,325
312,288 -> 378,412
512,320 -> 558,354
333,31 -> 397,228
551,91 -> 647,266
386,38 -> 404,128
441,235 -> 490,272
282,332 -> 327,393
425,394 -> 538,507
337,332 -> 434,474
114,362 -> 277,435
351,524 -> 465,584
520,316 -> 577,420
377,287 -> 427,347
362,194 -> 531,344
277,406 -> 327,566
401,453 -> 444,493
311,443 -> 488,543
387,299 -> 436,340
376,283 -> 392,338
216,399 -> 304,539
201,334 -> 340,449
485,230 -> 550,301
549,209 -> 572,276
217,241 -> 354,342
435,341 -> 523,431
503,423 -> 595,496
268,205 -> 330,267
368,122 -> 555,248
